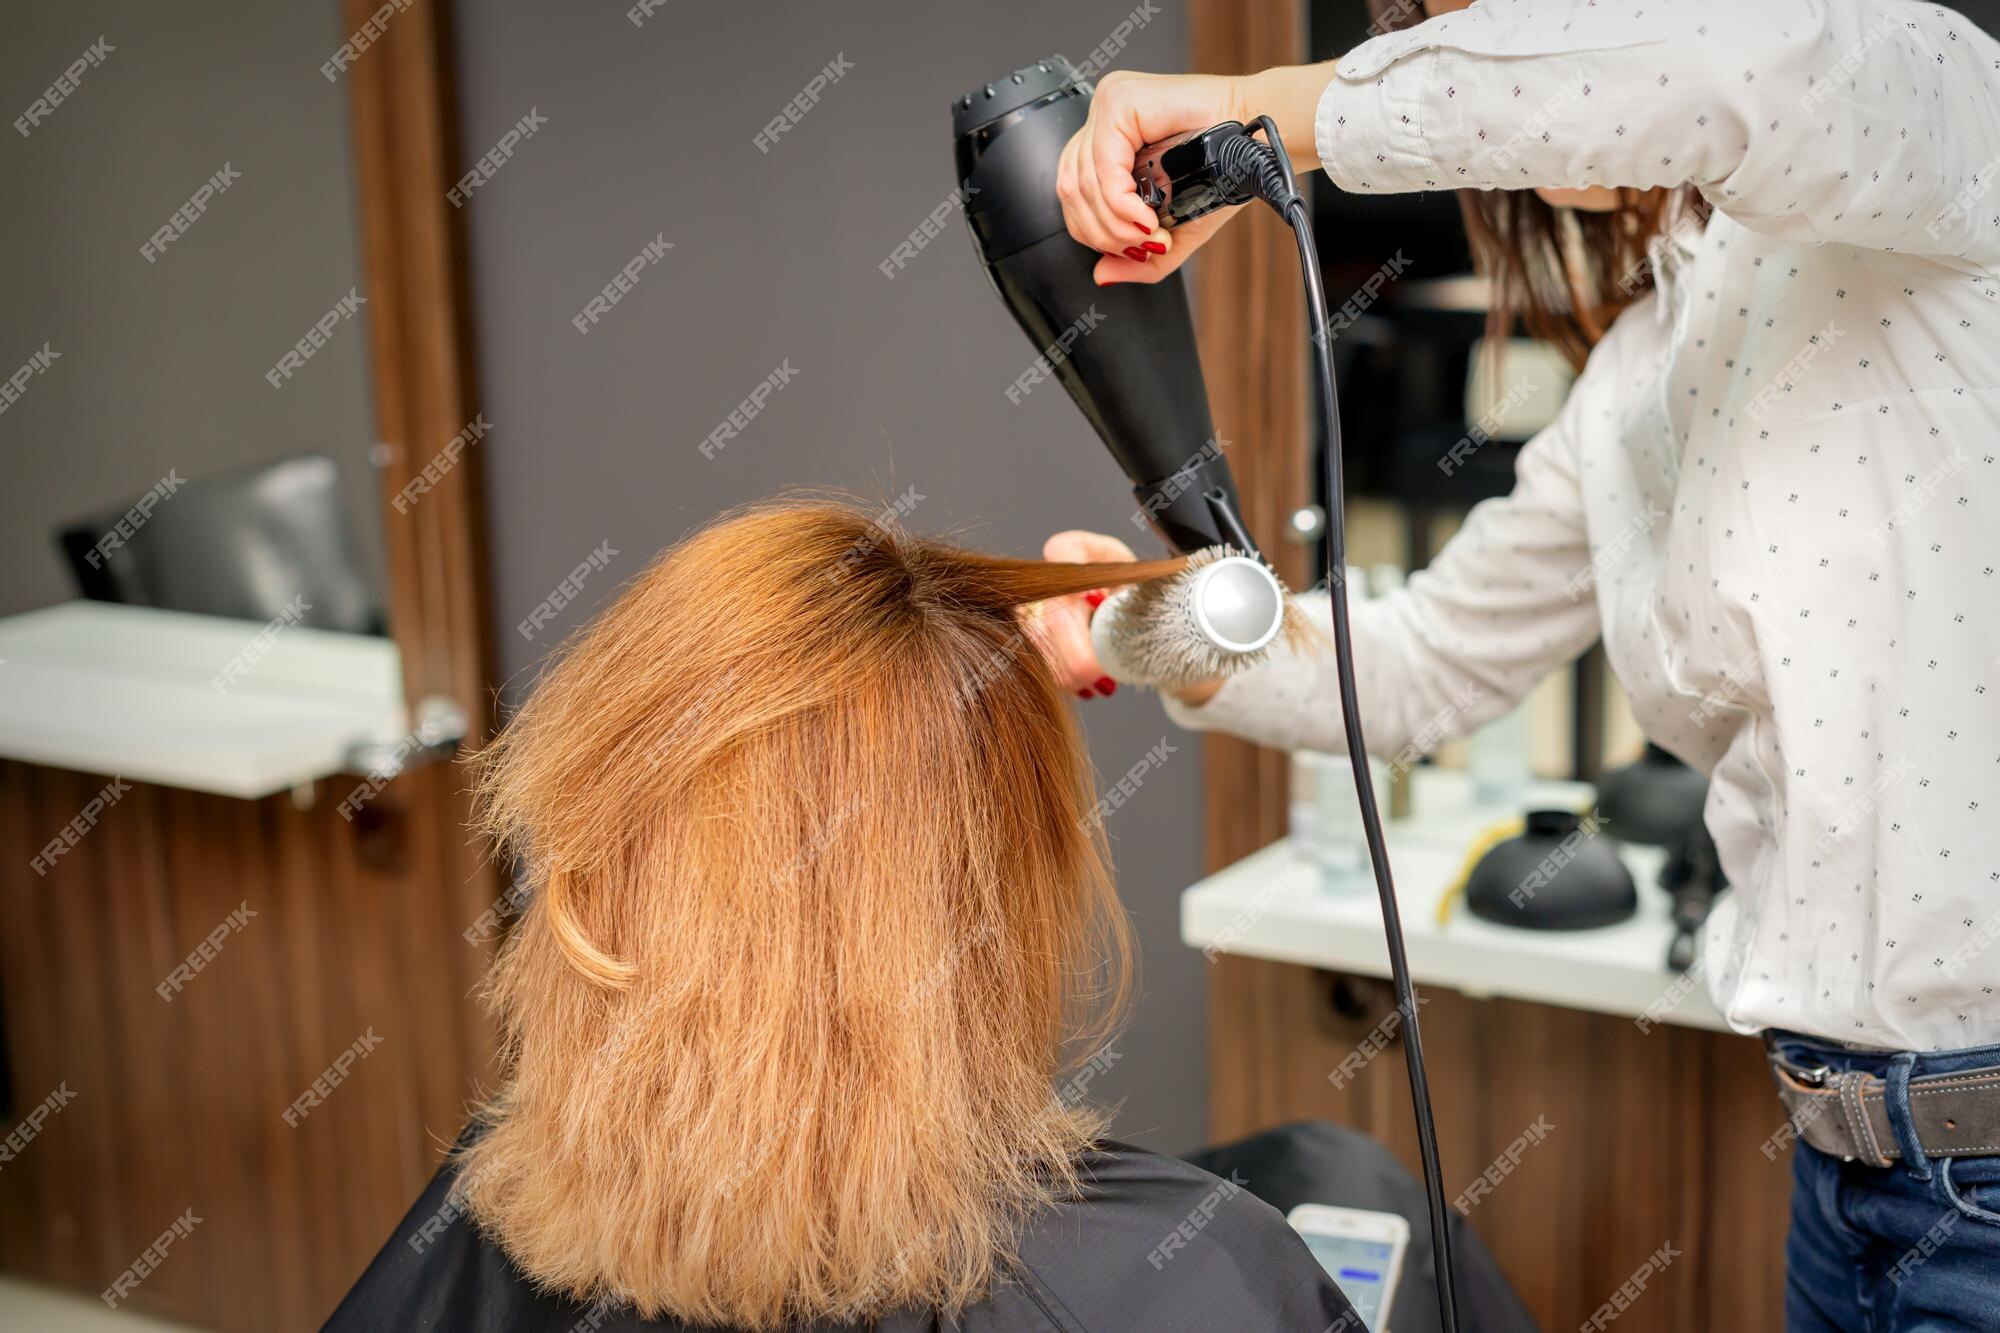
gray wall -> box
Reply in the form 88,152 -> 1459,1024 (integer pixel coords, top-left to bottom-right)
452,1 -> 1210,1150
0,0 -> 383,619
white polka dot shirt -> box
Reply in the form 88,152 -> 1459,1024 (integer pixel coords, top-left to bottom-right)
1167,0 -> 2000,1050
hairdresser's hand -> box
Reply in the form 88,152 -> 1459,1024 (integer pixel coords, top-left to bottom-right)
1033,530 -> 1222,707
1057,66 -> 1329,287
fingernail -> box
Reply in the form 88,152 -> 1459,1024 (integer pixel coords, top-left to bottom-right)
1078,689 -> 1094,700
1135,221 -> 1157,238
1122,247 -> 1148,262
1143,241 -> 1167,255
1095,677 -> 1117,697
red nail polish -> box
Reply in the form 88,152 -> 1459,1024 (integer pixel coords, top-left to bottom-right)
1078,689 -> 1094,700
1135,221 -> 1157,238
1122,247 -> 1147,261
1084,590 -> 1106,609
1095,677 -> 1117,697
1143,241 -> 1167,255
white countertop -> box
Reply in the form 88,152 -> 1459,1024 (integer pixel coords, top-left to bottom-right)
0,602 -> 408,800
1181,768 -> 1730,1032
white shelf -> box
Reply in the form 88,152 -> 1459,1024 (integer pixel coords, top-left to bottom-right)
1181,769 -> 1730,1032
0,603 -> 408,800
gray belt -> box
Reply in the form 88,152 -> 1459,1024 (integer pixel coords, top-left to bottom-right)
1768,1047 -> 2000,1167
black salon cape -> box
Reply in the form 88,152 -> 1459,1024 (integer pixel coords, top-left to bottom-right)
326,1137 -> 1358,1332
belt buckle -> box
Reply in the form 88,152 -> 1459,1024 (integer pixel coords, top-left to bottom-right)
1793,1064 -> 1834,1088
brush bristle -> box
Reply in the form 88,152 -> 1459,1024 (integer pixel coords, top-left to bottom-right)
1092,547 -> 1295,690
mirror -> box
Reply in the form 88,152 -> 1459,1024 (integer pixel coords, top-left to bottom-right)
0,1 -> 405,800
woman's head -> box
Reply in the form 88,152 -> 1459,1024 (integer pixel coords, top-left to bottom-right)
461,498 -> 1186,1328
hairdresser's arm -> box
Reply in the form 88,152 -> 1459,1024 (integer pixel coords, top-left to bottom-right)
1161,327 -> 1621,759
1315,0 -> 2000,268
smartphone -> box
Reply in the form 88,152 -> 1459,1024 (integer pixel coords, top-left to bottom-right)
1286,1203 -> 1410,1333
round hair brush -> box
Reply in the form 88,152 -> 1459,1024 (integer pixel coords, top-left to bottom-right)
1090,547 -> 1289,691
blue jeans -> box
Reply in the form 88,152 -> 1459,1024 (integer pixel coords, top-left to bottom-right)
1773,1030 -> 2000,1331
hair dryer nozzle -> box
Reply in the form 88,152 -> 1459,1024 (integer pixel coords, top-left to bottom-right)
954,58 -> 1259,558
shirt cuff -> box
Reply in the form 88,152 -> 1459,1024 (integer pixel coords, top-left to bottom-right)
1314,48 -> 1441,194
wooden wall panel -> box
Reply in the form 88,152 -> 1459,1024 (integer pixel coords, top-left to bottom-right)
0,761 -> 498,1330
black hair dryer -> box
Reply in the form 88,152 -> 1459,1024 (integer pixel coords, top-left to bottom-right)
953,57 -> 1257,558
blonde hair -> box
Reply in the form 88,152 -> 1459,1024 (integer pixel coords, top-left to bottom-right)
462,498 -> 1188,1328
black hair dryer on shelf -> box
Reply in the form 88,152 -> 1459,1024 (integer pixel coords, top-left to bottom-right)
952,57 -> 1259,559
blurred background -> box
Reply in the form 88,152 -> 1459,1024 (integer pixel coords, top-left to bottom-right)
4,1 -> 1994,1329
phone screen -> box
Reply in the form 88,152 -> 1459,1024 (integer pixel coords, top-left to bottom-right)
1300,1232 -> 1397,1331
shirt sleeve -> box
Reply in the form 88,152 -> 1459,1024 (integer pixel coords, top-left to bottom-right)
1315,0 -> 2000,272
1163,345 -> 1608,761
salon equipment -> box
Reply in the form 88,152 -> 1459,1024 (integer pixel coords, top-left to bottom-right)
1597,743 -> 1725,971
1463,808 -> 1637,931
1089,548 -> 1286,690
954,58 -> 1462,1330
56,453 -> 384,635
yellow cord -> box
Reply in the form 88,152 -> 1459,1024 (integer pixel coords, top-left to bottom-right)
1433,801 -> 1600,926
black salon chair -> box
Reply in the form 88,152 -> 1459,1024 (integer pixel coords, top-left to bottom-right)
56,453 -> 385,635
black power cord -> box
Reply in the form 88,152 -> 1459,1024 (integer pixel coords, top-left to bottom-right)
1217,117 -> 1464,1333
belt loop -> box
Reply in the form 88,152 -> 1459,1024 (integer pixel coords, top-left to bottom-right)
1885,1052 -> 1930,1181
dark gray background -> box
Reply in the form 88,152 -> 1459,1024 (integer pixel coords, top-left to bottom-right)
450,1 -> 1213,1151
